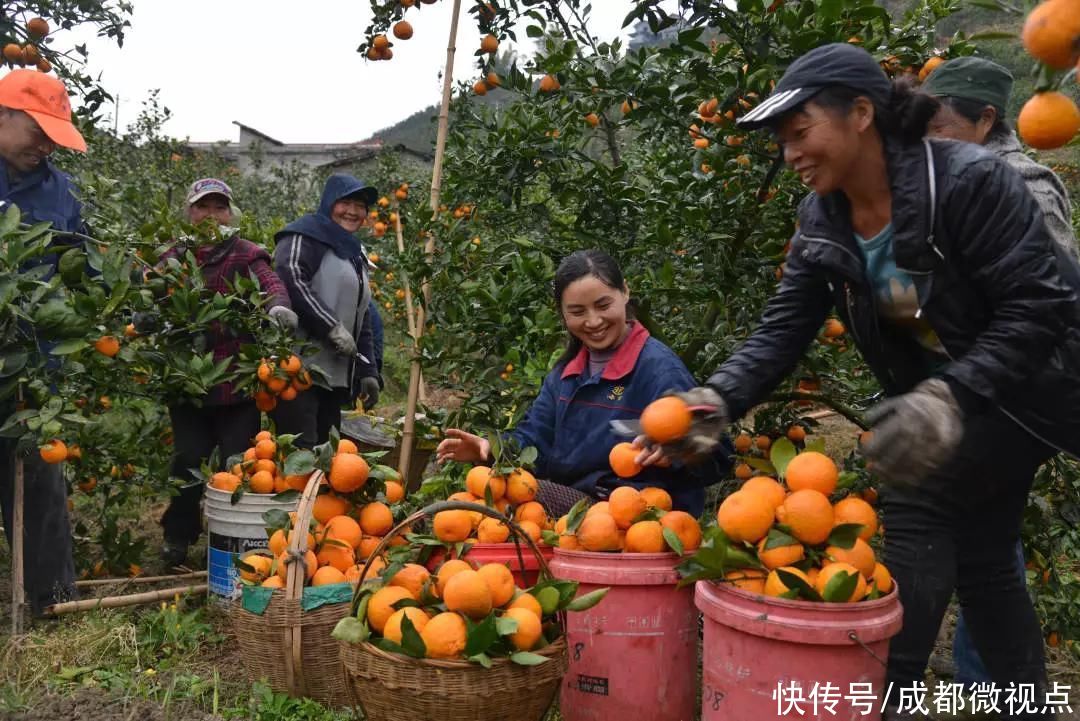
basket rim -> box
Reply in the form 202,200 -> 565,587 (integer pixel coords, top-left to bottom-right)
343,634 -> 567,670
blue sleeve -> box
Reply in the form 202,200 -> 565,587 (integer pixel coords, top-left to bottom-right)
509,370 -> 560,479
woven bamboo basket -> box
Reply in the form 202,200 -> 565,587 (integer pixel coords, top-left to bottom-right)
339,501 -> 570,721
230,470 -> 351,707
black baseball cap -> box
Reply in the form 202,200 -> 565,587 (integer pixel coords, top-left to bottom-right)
738,43 -> 892,129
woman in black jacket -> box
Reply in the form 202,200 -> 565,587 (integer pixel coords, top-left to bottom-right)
643,43 -> 1080,717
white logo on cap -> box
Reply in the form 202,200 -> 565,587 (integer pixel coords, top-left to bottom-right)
741,88 -> 802,123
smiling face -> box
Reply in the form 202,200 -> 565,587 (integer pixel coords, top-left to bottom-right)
926,102 -> 995,145
774,97 -> 874,196
187,194 -> 232,227
560,275 -> 630,353
0,108 -> 57,174
331,197 -> 368,233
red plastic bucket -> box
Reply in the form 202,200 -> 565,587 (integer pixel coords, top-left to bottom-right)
696,579 -> 903,720
425,543 -> 555,588
550,548 -> 698,721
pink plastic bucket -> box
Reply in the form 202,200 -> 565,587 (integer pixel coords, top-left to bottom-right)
550,548 -> 698,721
425,543 -> 555,588
696,579 -> 903,720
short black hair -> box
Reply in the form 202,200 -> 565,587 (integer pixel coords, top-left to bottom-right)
801,77 -> 941,146
937,95 -> 1011,141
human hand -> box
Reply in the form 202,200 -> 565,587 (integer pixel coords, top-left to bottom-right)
327,323 -> 357,357
436,428 -> 492,464
268,305 -> 298,331
356,376 -> 380,409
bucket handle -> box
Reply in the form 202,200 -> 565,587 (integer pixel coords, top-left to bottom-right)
847,630 -> 887,668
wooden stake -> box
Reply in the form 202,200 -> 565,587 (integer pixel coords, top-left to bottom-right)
75,570 -> 207,588
41,584 -> 208,617
399,0 -> 463,484
393,206 -> 426,403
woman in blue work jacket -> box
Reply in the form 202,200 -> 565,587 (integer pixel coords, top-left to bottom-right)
436,249 -> 729,516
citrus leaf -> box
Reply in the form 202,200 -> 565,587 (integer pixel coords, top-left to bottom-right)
763,526 -> 799,551
837,471 -> 858,490
398,615 -> 427,658
826,524 -> 863,549
331,616 -> 369,644
777,568 -> 822,601
662,527 -> 684,555
803,439 -> 826,454
468,652 -> 493,668
566,587 -> 610,612
541,530 -> 560,546
272,489 -> 300,503
770,438 -> 797,478
565,498 -> 591,534
496,615 -> 520,636
510,651 -> 549,666
283,450 -> 316,477
822,569 -> 859,603
465,614 -> 498,657
519,445 -> 538,467
745,457 -> 776,474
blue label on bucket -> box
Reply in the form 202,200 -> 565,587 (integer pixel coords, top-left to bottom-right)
208,532 -> 269,600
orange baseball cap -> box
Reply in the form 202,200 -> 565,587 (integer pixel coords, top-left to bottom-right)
0,69 -> 86,152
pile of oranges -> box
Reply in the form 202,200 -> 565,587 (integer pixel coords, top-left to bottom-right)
556,486 -> 703,554
208,430 -> 308,495
360,557 -> 555,660
234,439 -> 408,588
252,355 -> 313,413
2,17 -> 52,72
431,465 -> 546,544
715,451 -> 892,603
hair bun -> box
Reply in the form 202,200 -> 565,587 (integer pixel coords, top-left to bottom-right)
888,76 -> 940,143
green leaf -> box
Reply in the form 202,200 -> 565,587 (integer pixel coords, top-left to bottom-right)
777,569 -> 823,602
822,569 -> 859,603
826,524 -> 863,550
745,457 -> 776,474
770,438 -> 797,478
331,616 -> 370,644
518,445 -> 538,467
526,24 -> 544,38
468,652 -> 493,668
565,498 -> 590,534
662,527 -> 684,555
496,615 -> 520,636
510,651 -> 549,666
762,526 -> 799,551
272,489 -> 301,504
565,587 -> 609,612
541,530 -> 560,546
283,450 -> 316,477
262,508 -> 291,533
50,339 -> 88,355
804,439 -> 826,455
464,614 -> 498,657
836,471 -> 858,490
398,615 -> 427,658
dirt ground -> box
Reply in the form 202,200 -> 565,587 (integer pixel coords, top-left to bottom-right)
0,687 -> 221,721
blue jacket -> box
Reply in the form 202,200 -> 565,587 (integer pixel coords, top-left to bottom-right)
0,158 -> 85,275
510,323 -> 730,516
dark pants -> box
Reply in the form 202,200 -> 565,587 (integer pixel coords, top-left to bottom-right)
162,402 -> 261,544
0,437 -> 77,616
881,409 -> 1053,719
270,386 -> 345,449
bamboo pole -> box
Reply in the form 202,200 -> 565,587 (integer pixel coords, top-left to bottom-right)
393,207 -> 426,403
75,570 -> 207,588
398,0 -> 463,484
41,583 -> 208,617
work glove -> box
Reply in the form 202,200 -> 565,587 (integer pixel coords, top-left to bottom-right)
645,387 -> 730,464
356,376 -> 380,409
132,311 -> 160,334
861,378 -> 964,490
267,305 -> 298,332
327,323 -> 357,357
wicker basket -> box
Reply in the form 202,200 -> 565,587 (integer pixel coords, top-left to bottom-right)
339,502 -> 570,721
229,470 -> 351,707
340,415 -> 433,490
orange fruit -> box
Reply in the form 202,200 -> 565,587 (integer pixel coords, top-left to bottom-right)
1021,0 -> 1080,69
26,17 -> 49,39
832,497 -> 879,541
725,568 -> 767,594
822,318 -> 846,338
608,442 -> 643,479
480,33 -> 499,53
660,511 -> 702,551
734,463 -> 753,480
756,536 -> 806,570
94,335 -> 120,357
257,361 -> 274,383
383,607 -> 430,644
577,513 -> 620,552
506,468 -> 538,504
640,396 -> 692,443
253,458 -> 277,475
514,500 -> 547,527
816,562 -> 867,602
238,553 -> 273,583
466,465 -> 506,500
368,586 -> 415,633
337,438 -> 359,454
507,592 -> 543,618
279,354 -> 302,376
787,425 -> 807,443
324,515 -> 363,549
763,566 -> 813,597
785,452 -> 839,496
384,481 -> 405,503
357,535 -> 382,560
372,34 -> 390,51
584,112 -> 600,127
421,612 -> 468,659
312,493 -> 350,525
733,433 -> 753,454
504,607 -> 542,650
609,486 -> 647,529
477,517 -> 510,543
538,74 -> 560,92
316,542 -> 355,572
39,439 -> 68,464
254,438 -> 276,460
249,470 -> 275,494
330,453 -> 369,493
625,521 -> 665,553
392,20 -> 413,40
586,501 -> 610,517
254,391 -> 277,412
389,563 -> 432,599
918,55 -> 945,82
775,489 -> 834,545
716,490 -> 774,543
269,528 -> 315,556
359,501 -> 394,536
517,520 -> 542,544
869,562 -> 893,595
640,487 -> 673,512
476,563 -> 516,607
266,376 -> 289,394
825,537 -> 876,579
755,435 -> 772,452
433,509 -> 473,543
261,575 -> 285,589
1018,91 -> 1080,151
311,565 -> 347,586
276,549 -> 317,582
284,474 -> 309,491
436,559 -> 474,596
740,476 -> 785,510
210,472 -> 241,492
443,569 -> 493,619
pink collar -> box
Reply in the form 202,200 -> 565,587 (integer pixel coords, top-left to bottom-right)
561,322 -> 650,381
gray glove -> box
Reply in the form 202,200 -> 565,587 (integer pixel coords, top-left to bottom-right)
862,378 -> 964,489
327,323 -> 357,357
654,386 -> 730,464
356,376 -> 380,408
268,305 -> 298,331
132,311 -> 160,334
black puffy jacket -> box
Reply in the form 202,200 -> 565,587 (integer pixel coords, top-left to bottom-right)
707,138 -> 1080,459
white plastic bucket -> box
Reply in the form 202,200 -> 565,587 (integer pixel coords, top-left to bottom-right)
204,486 -> 297,601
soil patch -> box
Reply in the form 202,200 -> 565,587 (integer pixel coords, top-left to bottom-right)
0,687 -> 220,721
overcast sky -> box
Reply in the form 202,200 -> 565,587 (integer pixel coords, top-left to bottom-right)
59,1 -> 649,144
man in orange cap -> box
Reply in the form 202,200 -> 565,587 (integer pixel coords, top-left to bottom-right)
0,69 -> 87,618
